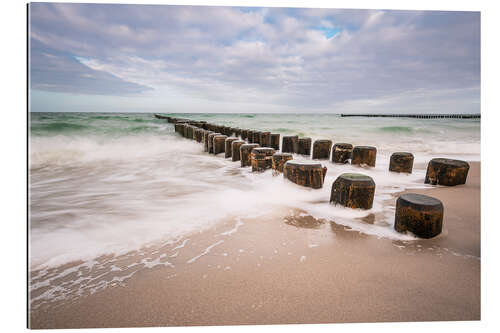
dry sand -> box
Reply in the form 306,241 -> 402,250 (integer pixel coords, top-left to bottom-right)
29,162 -> 480,329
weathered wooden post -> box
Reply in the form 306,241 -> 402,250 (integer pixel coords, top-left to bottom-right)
231,140 -> 245,162
297,137 -> 312,156
332,143 -> 353,164
207,132 -> 220,154
240,143 -> 260,167
272,153 -> 293,173
252,131 -> 262,145
282,135 -> 299,153
270,134 -> 280,150
201,129 -> 209,144
187,125 -> 195,138
283,160 -> 326,189
225,137 -> 238,158
259,131 -> 271,147
190,125 -> 197,139
312,140 -> 333,159
213,135 -> 228,155
351,146 -> 377,167
424,158 -> 470,186
330,173 -> 375,209
241,129 -> 249,141
218,126 -> 227,136
245,130 -> 253,143
389,152 -> 414,173
175,123 -> 185,135
227,127 -> 236,136
203,131 -> 215,152
194,128 -> 204,143
394,193 -> 444,238
251,147 -> 276,172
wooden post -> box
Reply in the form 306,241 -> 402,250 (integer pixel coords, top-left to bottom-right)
259,131 -> 271,147
207,132 -> 220,154
203,131 -> 215,152
241,129 -> 249,141
332,143 -> 353,164
282,135 -> 299,153
389,152 -> 414,173
240,143 -> 260,167
213,135 -> 228,155
251,147 -> 276,172
194,128 -> 204,143
425,158 -> 470,186
272,153 -> 293,173
297,137 -> 312,156
270,134 -> 280,150
252,131 -> 262,145
247,130 -> 255,143
351,146 -> 377,167
283,160 -> 326,189
330,173 -> 375,209
312,140 -> 333,160
394,193 -> 443,238
231,140 -> 245,162
174,123 -> 185,134
225,137 -> 238,158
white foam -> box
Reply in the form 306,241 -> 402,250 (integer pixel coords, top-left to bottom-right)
187,240 -> 224,264
218,218 -> 244,236
30,123 -> 478,272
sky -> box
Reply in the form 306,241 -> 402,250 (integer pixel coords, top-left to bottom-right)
29,3 -> 480,114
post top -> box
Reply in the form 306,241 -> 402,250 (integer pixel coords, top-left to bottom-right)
252,147 -> 275,152
285,160 -> 322,167
398,193 -> 443,207
334,143 -> 353,148
392,152 -> 414,157
339,173 -> 373,182
430,158 -> 469,167
273,152 -> 293,157
241,143 -> 259,148
354,146 -> 377,150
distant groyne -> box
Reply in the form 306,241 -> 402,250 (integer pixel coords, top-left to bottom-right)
340,114 -> 480,119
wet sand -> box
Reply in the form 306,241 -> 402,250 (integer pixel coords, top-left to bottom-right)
29,162 -> 480,329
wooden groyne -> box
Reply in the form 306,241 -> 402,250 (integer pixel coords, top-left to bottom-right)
154,114 -> 473,239
340,113 -> 480,119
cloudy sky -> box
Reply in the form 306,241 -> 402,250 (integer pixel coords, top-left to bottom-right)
29,3 -> 480,113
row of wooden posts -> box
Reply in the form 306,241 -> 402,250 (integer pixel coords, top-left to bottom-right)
156,114 -> 470,239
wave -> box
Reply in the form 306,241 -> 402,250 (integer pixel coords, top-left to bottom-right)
379,126 -> 413,133
31,122 -> 91,133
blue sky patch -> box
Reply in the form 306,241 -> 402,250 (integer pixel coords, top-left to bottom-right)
314,26 -> 341,39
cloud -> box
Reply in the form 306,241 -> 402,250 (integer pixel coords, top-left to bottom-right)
29,39 -> 152,95
29,3 -> 480,113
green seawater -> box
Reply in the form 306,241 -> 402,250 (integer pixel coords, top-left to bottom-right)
29,111 -> 480,158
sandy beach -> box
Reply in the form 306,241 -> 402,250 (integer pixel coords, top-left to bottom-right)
29,161 -> 480,329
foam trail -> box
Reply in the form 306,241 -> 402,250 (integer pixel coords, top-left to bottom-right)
218,218 -> 244,236
187,240 -> 224,264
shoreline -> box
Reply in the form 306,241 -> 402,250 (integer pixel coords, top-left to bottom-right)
30,162 -> 480,328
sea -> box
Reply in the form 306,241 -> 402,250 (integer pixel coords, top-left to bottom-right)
29,112 -> 480,308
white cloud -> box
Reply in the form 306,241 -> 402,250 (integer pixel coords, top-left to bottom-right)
29,4 -> 480,113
